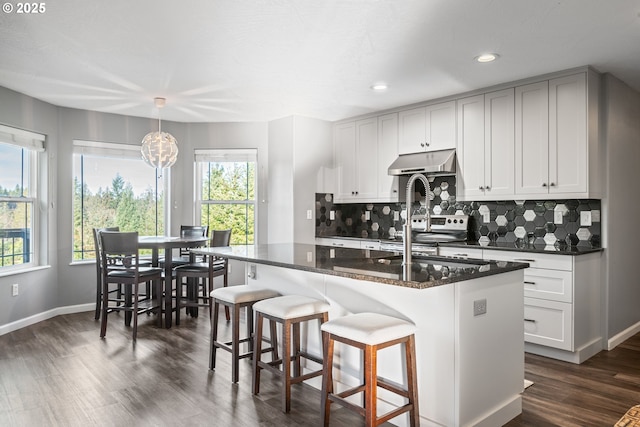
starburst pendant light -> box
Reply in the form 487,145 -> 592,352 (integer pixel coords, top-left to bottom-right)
141,97 -> 179,169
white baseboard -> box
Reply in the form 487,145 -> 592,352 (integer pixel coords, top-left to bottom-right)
525,337 -> 603,364
0,303 -> 93,336
608,320 -> 640,350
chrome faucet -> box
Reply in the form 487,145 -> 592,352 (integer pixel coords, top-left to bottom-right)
403,173 -> 431,278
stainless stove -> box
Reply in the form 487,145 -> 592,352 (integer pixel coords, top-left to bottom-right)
379,214 -> 469,254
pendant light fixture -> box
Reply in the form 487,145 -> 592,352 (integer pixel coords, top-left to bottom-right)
141,97 -> 179,169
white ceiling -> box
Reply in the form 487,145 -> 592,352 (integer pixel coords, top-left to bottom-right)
1,0 -> 639,123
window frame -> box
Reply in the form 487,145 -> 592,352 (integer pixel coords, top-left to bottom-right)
0,124 -> 45,273
194,148 -> 258,246
71,140 -> 170,261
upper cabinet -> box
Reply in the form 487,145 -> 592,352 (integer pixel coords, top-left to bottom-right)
398,101 -> 456,154
333,115 -> 399,203
457,89 -> 515,200
515,72 -> 600,199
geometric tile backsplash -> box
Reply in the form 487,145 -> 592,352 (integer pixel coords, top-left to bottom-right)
316,175 -> 601,247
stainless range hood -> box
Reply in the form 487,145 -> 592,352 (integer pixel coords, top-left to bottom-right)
388,148 -> 456,176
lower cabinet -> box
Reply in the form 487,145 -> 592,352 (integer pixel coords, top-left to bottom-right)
440,246 -> 603,363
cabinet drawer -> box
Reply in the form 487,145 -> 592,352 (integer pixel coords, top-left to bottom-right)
315,238 -> 361,249
524,298 -> 572,351
524,268 -> 573,303
482,250 -> 572,271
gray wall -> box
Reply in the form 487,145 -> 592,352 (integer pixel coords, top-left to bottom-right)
267,116 -> 332,244
601,74 -> 640,339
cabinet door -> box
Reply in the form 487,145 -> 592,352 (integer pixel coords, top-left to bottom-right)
333,121 -> 357,201
425,100 -> 456,151
456,95 -> 485,199
398,107 -> 426,154
515,81 -> 549,195
484,88 -> 515,196
549,73 -> 587,194
355,118 -> 379,199
377,113 -> 400,201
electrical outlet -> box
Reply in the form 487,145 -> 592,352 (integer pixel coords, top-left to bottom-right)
473,298 -> 487,316
394,211 -> 399,221
483,212 -> 490,223
12,283 -> 19,297
554,210 -> 563,224
306,251 -> 313,262
365,211 -> 371,221
329,210 -> 335,220
580,211 -> 592,226
306,209 -> 313,220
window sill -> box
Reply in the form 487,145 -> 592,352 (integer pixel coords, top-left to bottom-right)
0,265 -> 51,278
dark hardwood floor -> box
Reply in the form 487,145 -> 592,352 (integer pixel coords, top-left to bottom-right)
0,310 -> 638,426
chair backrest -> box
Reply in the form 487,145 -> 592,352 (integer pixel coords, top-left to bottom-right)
210,229 -> 232,247
93,227 -> 120,276
100,231 -> 140,272
180,225 -> 209,238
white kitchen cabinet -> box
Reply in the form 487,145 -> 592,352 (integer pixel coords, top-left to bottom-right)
456,88 -> 514,200
333,118 -> 378,202
515,72 -> 600,198
515,81 -> 550,195
482,249 -> 602,363
376,113 -> 400,202
398,101 -> 456,154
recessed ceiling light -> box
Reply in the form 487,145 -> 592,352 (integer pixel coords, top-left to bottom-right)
370,83 -> 388,91
475,53 -> 499,63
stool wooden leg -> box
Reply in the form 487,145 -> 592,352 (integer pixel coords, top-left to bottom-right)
321,331 -> 334,427
252,312 -> 264,395
292,321 -> 301,378
364,344 -> 378,427
175,277 -> 182,326
406,335 -> 420,427
247,305 -> 254,356
231,302 -> 241,383
210,301 -> 220,370
270,320 -> 279,361
282,319 -> 292,413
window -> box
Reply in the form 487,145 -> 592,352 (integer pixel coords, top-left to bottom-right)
195,149 -> 257,245
72,140 -> 167,261
0,125 -> 45,271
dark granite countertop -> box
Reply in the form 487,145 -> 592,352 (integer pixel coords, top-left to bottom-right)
438,240 -> 603,255
316,235 -> 603,255
192,243 -> 528,290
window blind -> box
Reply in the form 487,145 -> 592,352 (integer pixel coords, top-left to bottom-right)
194,148 -> 257,163
73,140 -> 143,160
0,124 -> 45,151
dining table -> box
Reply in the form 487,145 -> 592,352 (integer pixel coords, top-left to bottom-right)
138,235 -> 209,328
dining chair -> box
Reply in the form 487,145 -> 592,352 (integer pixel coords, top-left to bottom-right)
173,229 -> 232,324
160,225 -> 209,268
93,226 -> 120,320
99,231 -> 163,341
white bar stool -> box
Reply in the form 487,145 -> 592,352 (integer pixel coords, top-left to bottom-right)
209,286 -> 280,383
252,294 -> 330,413
320,312 -> 420,427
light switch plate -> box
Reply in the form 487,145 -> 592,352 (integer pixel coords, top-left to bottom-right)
580,211 -> 592,226
306,209 -> 313,220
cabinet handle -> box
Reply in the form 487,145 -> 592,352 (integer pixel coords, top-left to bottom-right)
333,243 -> 344,247
514,258 -> 536,262
485,186 -> 491,190
425,141 -> 430,147
542,183 -> 547,187
524,318 -> 537,323
479,186 -> 484,191
420,143 -> 425,147
549,182 -> 555,187
453,253 -> 468,257
524,281 -> 536,285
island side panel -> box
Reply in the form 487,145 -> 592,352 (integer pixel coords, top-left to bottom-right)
455,269 -> 525,427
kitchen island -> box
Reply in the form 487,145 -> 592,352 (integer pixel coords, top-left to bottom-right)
193,243 -> 528,427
